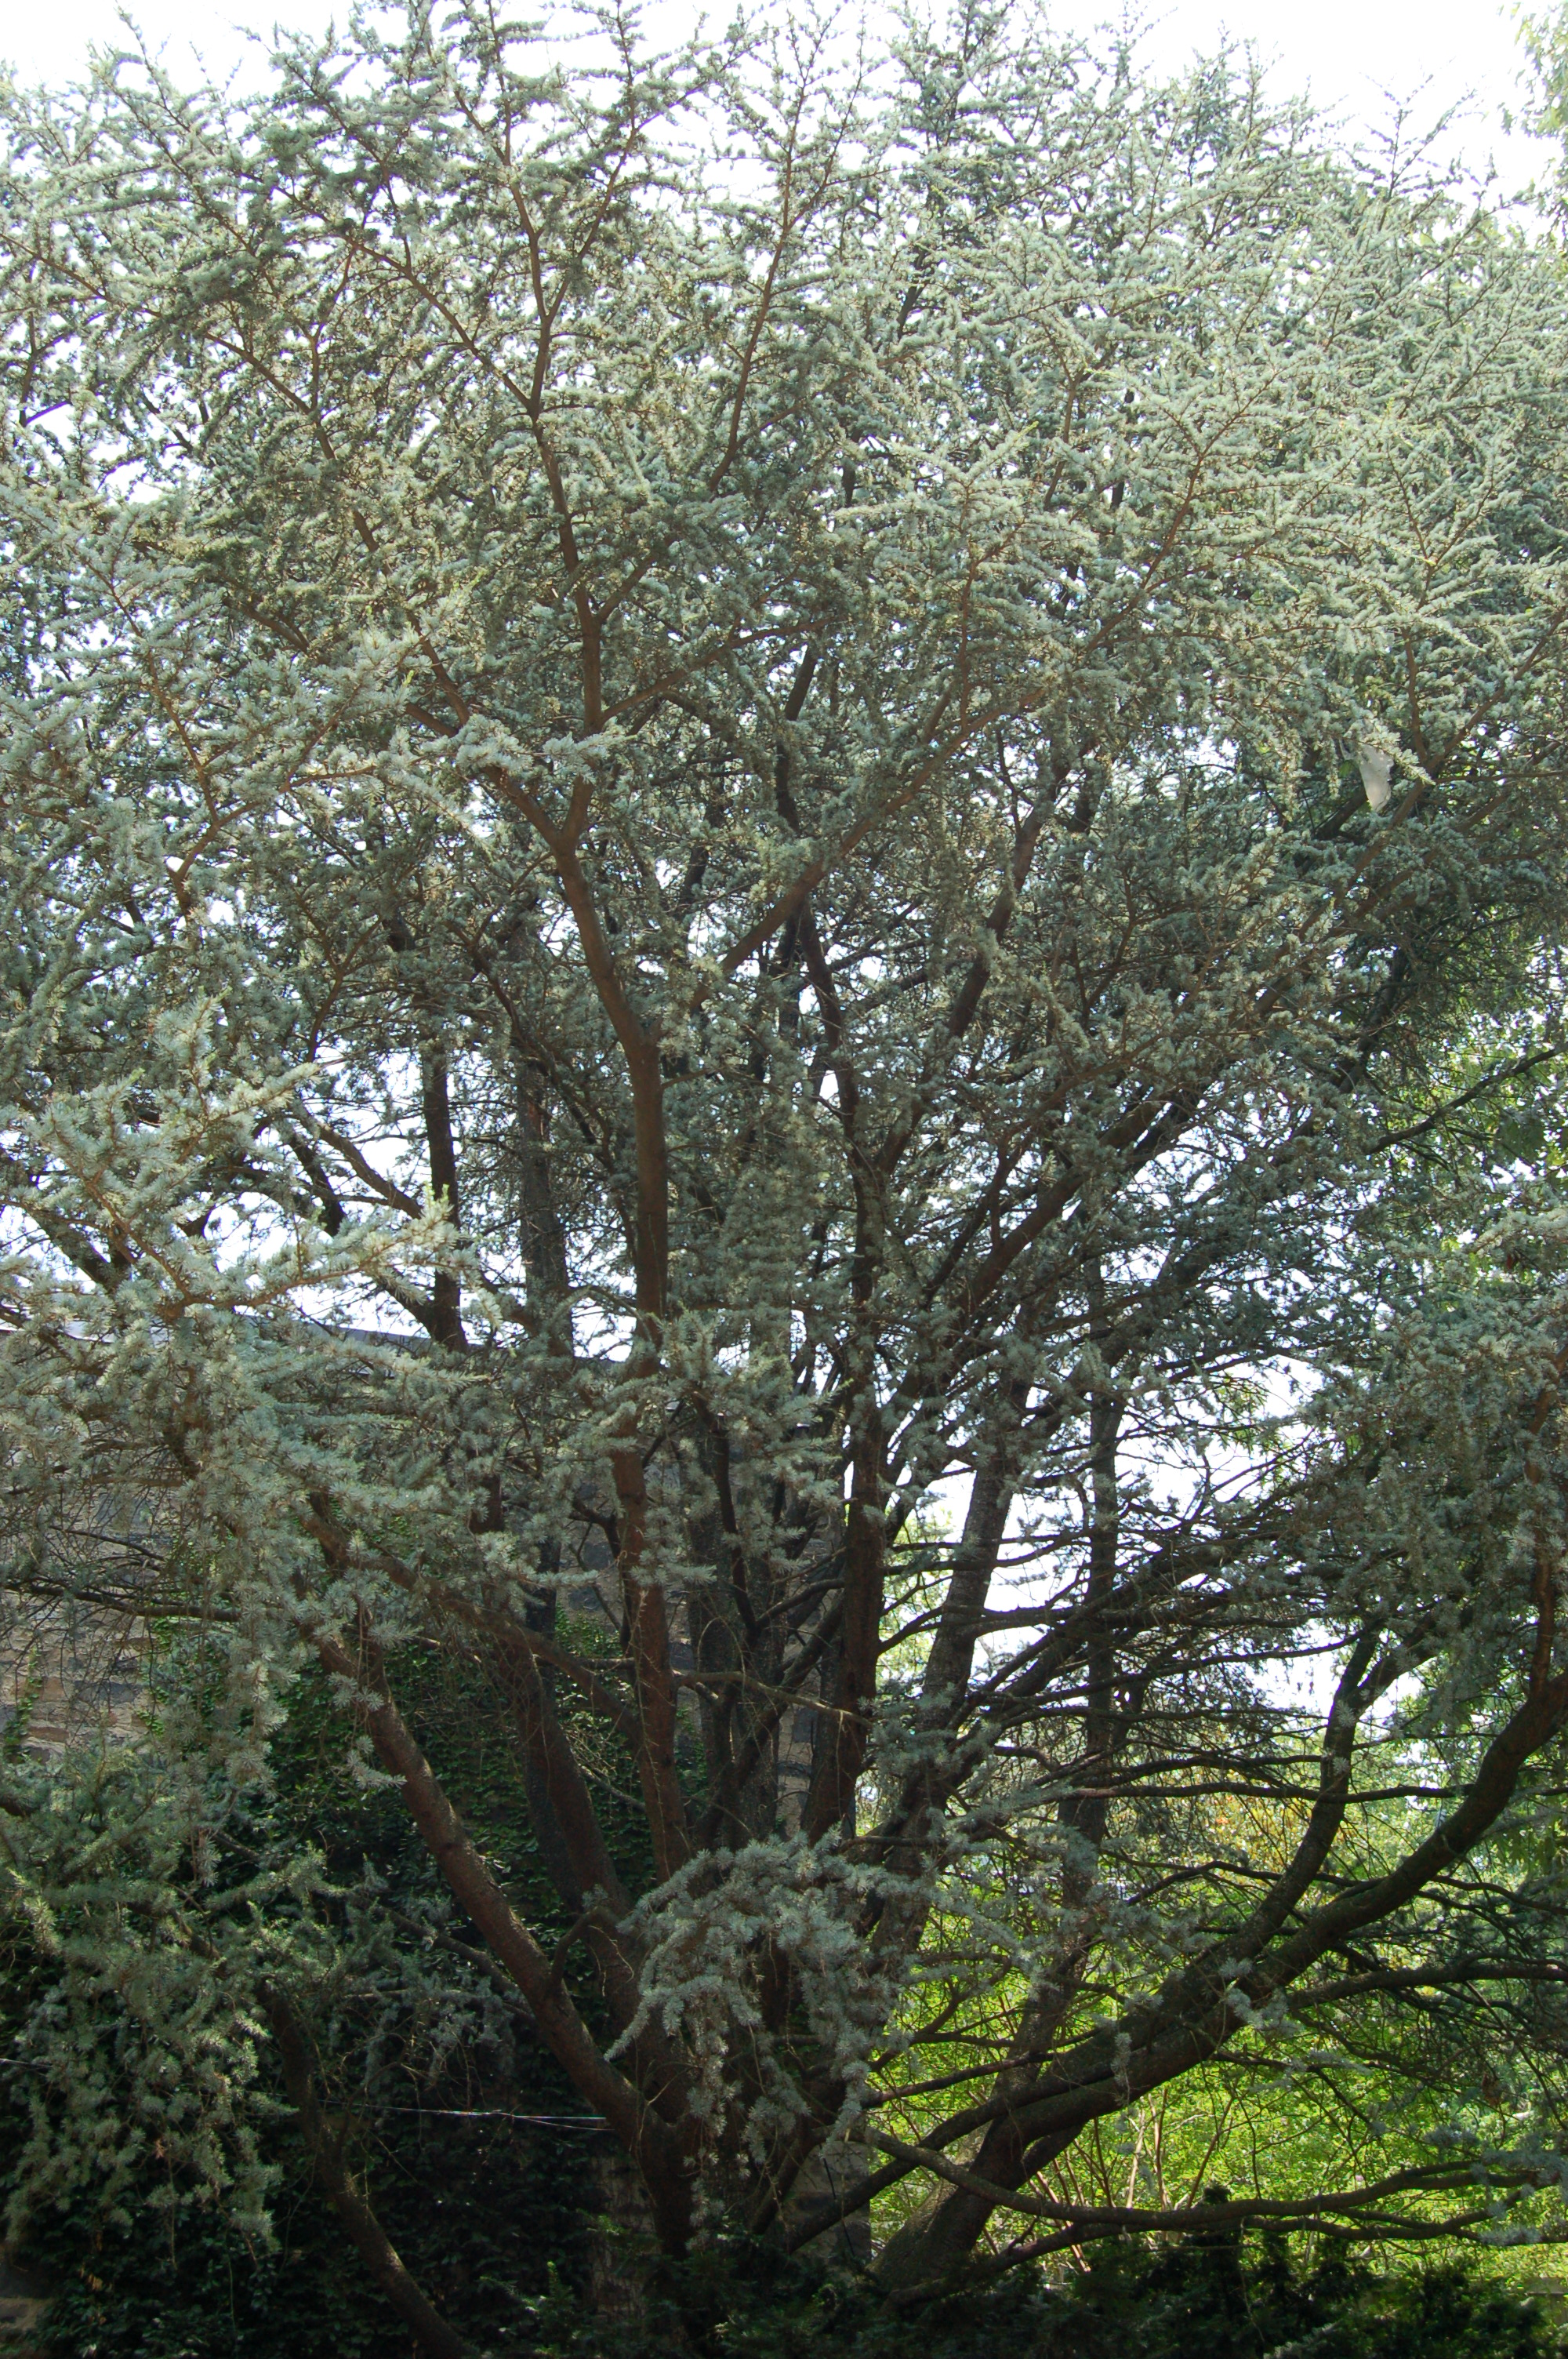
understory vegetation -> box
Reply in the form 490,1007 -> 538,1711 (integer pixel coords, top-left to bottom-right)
2,1667 -> 1564,2357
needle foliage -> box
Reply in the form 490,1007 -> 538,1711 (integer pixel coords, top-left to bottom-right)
4,0 -> 1568,2316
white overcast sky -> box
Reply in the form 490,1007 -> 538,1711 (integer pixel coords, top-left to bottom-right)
0,0 -> 1555,203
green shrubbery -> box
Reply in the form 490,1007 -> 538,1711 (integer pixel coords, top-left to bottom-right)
14,2208 -> 1565,2359
0,1655 -> 602,2357
522,2234 -> 1566,2359
16,2096 -> 593,2359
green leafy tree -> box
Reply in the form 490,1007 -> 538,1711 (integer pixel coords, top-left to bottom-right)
4,1 -> 1568,2330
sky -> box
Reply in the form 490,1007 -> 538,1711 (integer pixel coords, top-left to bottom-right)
0,0 -> 1555,204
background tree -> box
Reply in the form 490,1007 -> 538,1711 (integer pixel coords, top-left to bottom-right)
4,0 -> 1568,2317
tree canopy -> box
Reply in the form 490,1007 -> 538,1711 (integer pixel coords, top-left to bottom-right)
5,0 -> 1568,2326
